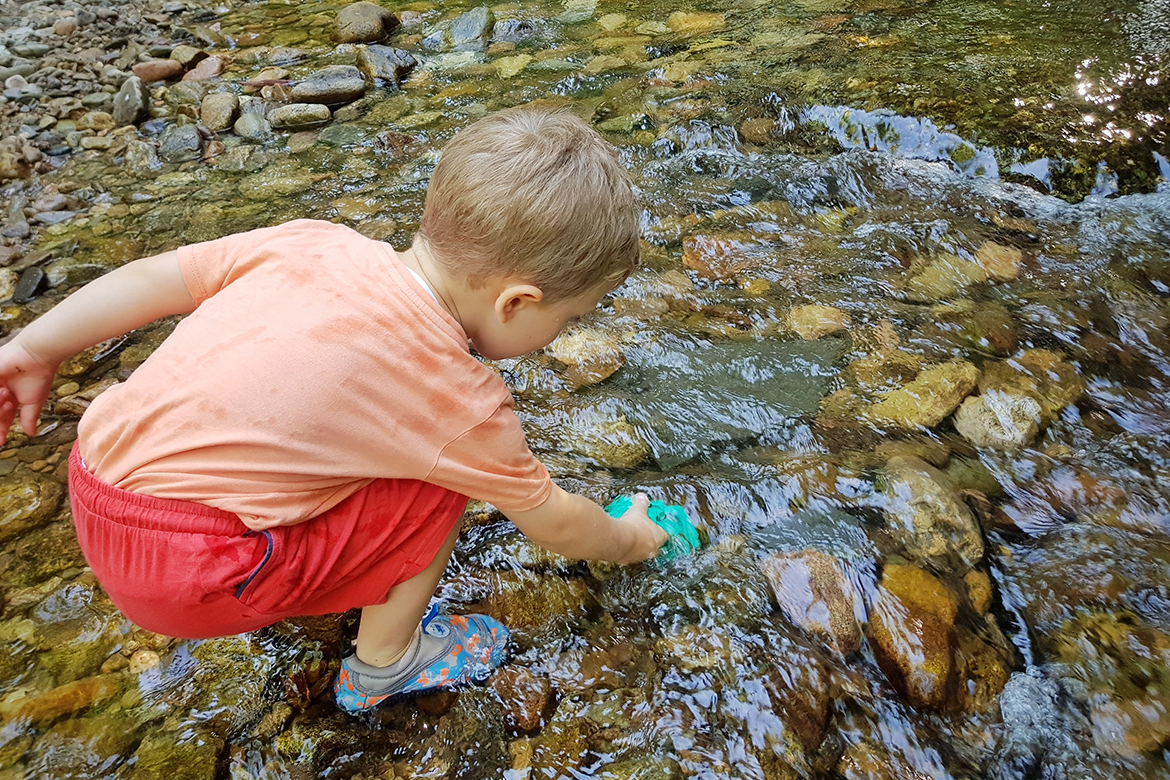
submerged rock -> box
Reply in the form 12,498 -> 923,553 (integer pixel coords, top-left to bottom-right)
562,408 -> 649,468
759,549 -> 865,656
953,389 -> 1042,449
882,455 -> 984,572
869,360 -> 978,430
158,124 -> 202,162
545,327 -> 625,387
0,475 -> 63,544
867,563 -> 958,710
787,304 -> 850,340
452,6 -> 495,51
979,349 -> 1083,426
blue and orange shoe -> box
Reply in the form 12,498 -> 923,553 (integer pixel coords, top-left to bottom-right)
334,608 -> 510,714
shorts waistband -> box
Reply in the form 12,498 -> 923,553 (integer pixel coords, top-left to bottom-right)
69,444 -> 248,536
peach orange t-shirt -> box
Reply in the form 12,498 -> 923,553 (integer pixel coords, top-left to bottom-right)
77,219 -> 552,530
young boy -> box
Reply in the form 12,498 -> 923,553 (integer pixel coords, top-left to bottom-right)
0,106 -> 667,713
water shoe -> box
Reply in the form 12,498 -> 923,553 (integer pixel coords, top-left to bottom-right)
334,610 -> 510,713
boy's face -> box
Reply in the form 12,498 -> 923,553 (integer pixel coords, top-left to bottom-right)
472,283 -> 613,361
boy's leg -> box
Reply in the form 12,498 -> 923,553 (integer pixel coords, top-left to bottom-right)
355,520 -> 461,667
335,518 -> 510,713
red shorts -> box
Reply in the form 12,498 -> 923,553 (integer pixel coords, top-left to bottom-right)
67,446 -> 467,639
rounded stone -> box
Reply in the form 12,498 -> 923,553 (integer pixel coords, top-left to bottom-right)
268,103 -> 331,129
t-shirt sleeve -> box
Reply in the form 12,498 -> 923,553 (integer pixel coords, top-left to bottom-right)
427,399 -> 552,512
176,220 -> 312,305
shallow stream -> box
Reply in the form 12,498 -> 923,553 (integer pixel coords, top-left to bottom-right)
0,0 -> 1168,778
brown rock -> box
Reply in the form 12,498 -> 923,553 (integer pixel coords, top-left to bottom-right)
199,91 -> 240,132
131,59 -> 184,83
488,666 -> 552,732
759,549 -> 864,655
740,117 -> 777,144
978,348 -> 1083,426
869,360 -> 979,430
867,563 -> 958,709
54,18 -> 79,36
183,55 -> 230,81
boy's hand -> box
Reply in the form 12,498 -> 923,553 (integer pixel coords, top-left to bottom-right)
611,493 -> 670,564
0,338 -> 58,445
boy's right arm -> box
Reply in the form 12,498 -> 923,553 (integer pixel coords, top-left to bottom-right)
503,484 -> 668,564
0,250 -> 195,443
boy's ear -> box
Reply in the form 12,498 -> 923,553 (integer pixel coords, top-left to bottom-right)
494,283 -> 544,323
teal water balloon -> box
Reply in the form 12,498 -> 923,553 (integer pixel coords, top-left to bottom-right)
604,495 -> 701,565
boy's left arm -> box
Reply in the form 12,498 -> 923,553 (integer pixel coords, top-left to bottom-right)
503,484 -> 668,564
0,250 -> 195,443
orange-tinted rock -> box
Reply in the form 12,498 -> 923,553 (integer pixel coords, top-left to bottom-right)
131,59 -> 184,82
681,235 -> 758,281
974,241 -> 1022,282
867,563 -> 958,710
183,55 -> 230,81
0,675 -> 121,726
488,666 -> 552,732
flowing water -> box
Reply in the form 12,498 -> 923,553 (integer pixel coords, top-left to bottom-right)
0,0 -> 1168,777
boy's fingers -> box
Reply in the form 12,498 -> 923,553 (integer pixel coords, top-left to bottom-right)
19,403 -> 39,437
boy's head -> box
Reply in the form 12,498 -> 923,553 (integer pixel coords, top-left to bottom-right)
416,106 -> 640,303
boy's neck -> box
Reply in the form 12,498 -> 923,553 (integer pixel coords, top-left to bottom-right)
395,241 -> 474,333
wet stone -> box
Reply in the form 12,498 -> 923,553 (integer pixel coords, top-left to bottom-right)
0,474 -> 63,544
452,6 -> 495,51
867,563 -> 958,710
124,139 -> 162,173
199,92 -> 239,132
545,327 -> 625,387
952,389 -> 1041,449
355,45 -> 417,86
869,360 -> 978,430
290,65 -> 367,105
131,59 -> 184,83
562,408 -> 649,469
182,55 -> 229,82
882,455 -> 984,572
488,666 -> 552,732
124,728 -> 225,780
112,76 -> 150,126
334,1 -> 399,43
788,304 -> 851,340
158,124 -> 202,162
169,44 -> 208,69
233,112 -> 273,141
25,715 -> 139,778
759,549 -> 865,656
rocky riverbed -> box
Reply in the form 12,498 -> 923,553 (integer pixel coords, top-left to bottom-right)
0,0 -> 1169,778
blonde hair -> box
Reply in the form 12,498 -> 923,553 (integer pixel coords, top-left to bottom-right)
416,106 -> 640,301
